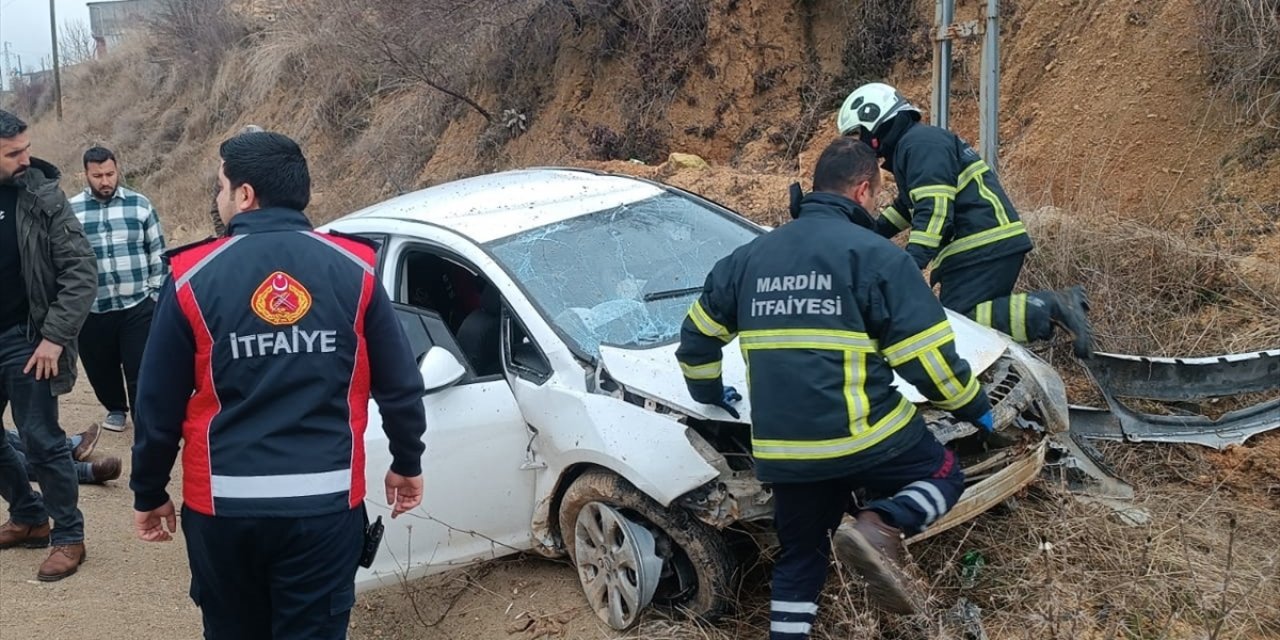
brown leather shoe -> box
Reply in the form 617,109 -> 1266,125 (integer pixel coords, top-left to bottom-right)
73,423 -> 101,462
0,520 -> 51,549
37,543 -> 86,582
833,511 -> 921,614
89,457 -> 122,483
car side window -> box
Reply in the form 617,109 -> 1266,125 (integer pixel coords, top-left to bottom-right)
503,308 -> 551,384
393,303 -> 476,379
395,307 -> 434,363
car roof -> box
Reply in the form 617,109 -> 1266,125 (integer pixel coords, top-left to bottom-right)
338,167 -> 668,243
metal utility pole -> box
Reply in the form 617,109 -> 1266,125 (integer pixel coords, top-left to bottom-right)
930,0 -> 954,130
979,0 -> 1001,173
49,0 -> 63,120
931,0 -> 1002,170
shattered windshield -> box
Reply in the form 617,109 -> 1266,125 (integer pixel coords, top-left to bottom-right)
486,192 -> 760,358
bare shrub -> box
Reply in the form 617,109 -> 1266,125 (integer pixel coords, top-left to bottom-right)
1198,0 -> 1280,131
1018,204 -> 1280,357
59,19 -> 97,67
5,75 -> 54,118
147,0 -> 248,89
571,0 -> 712,161
832,0 -> 928,99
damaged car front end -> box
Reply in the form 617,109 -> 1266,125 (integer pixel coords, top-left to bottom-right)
595,313 -> 1069,550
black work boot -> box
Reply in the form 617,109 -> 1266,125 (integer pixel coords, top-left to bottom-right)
1050,285 -> 1094,359
832,511 -> 921,614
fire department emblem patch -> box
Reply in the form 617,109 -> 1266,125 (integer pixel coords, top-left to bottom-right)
251,271 -> 313,326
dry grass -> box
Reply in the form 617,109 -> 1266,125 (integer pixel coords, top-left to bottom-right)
1198,0 -> 1280,132
1017,203 -> 1280,358
620,476 -> 1280,640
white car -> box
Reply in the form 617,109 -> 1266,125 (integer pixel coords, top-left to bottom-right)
322,167 -> 1069,629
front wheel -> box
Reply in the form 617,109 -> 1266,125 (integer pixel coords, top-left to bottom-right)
558,469 -> 737,629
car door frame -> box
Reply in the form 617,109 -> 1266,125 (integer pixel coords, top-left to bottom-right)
341,222 -> 546,590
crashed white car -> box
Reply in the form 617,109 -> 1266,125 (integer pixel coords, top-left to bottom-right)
322,167 -> 1068,629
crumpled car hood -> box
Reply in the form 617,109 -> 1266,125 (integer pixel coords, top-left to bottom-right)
598,310 -> 1011,423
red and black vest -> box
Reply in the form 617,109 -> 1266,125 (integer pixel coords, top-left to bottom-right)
166,208 -> 378,517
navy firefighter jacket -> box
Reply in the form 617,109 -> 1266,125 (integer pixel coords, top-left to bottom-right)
676,193 -> 992,484
130,208 -> 427,518
875,121 -> 1034,282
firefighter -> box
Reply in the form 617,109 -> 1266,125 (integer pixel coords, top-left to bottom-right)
677,138 -> 994,638
131,131 -> 427,639
836,82 -> 1094,358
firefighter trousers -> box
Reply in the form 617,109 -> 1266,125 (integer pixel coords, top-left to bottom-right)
936,253 -> 1056,344
767,432 -> 964,639
182,505 -> 364,640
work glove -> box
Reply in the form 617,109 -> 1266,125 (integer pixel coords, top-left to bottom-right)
974,411 -> 994,433
972,410 -> 995,446
715,385 -> 743,419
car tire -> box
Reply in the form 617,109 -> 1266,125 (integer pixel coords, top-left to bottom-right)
559,469 -> 737,628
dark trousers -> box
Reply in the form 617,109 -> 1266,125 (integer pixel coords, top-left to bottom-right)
78,299 -> 153,419
4,429 -> 95,483
182,505 -> 364,640
0,325 -> 83,545
768,433 -> 964,639
936,253 -> 1055,343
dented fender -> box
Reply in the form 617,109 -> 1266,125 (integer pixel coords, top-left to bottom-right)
514,384 -> 720,552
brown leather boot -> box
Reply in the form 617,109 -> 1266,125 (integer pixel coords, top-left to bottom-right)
37,543 -> 86,582
0,520 -> 51,549
73,423 -> 101,462
832,511 -> 920,614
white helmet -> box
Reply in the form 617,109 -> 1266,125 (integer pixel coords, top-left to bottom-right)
836,82 -> 920,137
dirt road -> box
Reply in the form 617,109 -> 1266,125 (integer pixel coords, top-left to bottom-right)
0,384 -> 619,640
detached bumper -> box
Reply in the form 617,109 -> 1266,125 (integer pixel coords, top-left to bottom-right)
907,439 -> 1047,544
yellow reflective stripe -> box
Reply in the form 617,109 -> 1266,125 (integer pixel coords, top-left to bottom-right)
882,321 -> 953,367
975,177 -> 1010,226
934,375 -> 982,411
921,348 -> 964,398
934,221 -> 1026,265
881,205 -> 910,231
739,329 -> 877,353
844,351 -> 871,434
974,301 -> 994,328
1010,294 -> 1028,343
679,360 -> 722,380
753,397 -> 915,460
688,300 -> 732,342
926,196 -> 949,236
957,160 -> 988,189
909,185 -> 957,201
909,231 -> 943,248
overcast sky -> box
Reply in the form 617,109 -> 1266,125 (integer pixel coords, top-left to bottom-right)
1,0 -> 91,74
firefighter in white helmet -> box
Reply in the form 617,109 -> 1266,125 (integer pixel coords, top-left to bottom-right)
837,82 -> 1093,357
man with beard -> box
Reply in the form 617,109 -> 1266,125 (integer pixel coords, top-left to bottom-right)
69,147 -> 167,432
0,109 -> 97,581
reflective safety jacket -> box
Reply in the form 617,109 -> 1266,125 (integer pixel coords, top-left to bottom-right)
131,208 -> 428,517
677,193 -> 992,483
875,121 -> 1033,281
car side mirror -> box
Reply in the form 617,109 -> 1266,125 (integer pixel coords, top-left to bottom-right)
419,346 -> 466,395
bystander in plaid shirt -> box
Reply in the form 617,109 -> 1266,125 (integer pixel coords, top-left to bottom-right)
69,186 -> 167,313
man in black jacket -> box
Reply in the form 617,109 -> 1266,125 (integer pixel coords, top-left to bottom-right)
0,109 -> 97,581
678,138 -> 993,638
837,82 -> 1094,358
132,131 -> 427,640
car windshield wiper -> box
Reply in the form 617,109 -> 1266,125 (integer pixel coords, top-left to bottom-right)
642,287 -> 702,302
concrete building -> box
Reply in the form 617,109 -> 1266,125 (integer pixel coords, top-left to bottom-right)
87,0 -> 161,57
